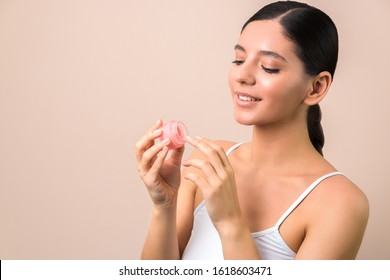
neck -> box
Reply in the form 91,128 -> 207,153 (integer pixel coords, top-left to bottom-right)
247,120 -> 318,170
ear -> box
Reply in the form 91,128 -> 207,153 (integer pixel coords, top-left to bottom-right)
304,71 -> 332,106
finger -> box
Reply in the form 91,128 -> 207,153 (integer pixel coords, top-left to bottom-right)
183,158 -> 221,185
135,120 -> 162,159
139,138 -> 170,176
184,172 -> 210,195
185,136 -> 229,178
168,145 -> 185,167
147,145 -> 169,182
150,119 -> 163,132
135,120 -> 163,164
197,137 -> 231,168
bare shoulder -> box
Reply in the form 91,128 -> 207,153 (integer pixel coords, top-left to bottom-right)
314,174 -> 369,218
297,174 -> 369,259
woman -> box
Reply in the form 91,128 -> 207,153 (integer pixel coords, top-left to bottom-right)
135,1 -> 369,259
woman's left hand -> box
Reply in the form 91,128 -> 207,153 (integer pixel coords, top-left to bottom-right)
183,136 -> 244,234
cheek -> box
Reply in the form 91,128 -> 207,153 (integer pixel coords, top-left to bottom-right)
259,76 -> 288,101
227,68 -> 235,92
263,74 -> 307,100
260,76 -> 278,92
260,78 -> 308,117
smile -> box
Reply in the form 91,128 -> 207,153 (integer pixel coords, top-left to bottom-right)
236,91 -> 262,102
238,95 -> 261,102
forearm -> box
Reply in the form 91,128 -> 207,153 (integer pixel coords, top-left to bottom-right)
141,206 -> 180,260
219,219 -> 261,260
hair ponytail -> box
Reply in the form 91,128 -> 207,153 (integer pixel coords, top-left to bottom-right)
307,104 -> 324,156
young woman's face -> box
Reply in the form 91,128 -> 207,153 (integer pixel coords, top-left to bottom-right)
228,20 -> 312,127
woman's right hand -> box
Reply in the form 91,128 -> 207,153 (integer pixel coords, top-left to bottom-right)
135,119 -> 185,209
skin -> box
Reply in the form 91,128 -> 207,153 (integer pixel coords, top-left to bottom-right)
135,19 -> 369,259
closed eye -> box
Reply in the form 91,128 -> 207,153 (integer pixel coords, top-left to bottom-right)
232,60 -> 244,65
261,65 -> 279,74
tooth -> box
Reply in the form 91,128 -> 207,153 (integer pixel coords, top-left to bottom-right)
239,95 -> 258,101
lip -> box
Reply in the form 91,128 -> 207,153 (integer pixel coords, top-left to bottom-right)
234,91 -> 261,107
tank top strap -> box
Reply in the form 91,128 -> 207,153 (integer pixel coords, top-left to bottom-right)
226,142 -> 245,155
275,171 -> 343,228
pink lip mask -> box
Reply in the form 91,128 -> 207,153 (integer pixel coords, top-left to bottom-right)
159,121 -> 188,150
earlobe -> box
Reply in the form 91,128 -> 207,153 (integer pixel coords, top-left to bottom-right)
304,71 -> 332,106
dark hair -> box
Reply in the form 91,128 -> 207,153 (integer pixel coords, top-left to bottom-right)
242,1 -> 339,156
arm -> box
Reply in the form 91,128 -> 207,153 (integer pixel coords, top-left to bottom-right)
141,204 -> 179,259
295,178 -> 369,259
140,161 -> 198,260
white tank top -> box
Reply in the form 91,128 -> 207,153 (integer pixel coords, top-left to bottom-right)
181,142 -> 343,260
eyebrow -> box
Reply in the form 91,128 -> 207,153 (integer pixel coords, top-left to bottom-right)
234,44 -> 288,63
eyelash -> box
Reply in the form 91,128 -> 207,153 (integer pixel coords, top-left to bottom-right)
261,65 -> 280,74
231,60 -> 280,74
231,60 -> 244,65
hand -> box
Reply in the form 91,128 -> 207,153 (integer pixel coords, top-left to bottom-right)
183,137 -> 243,233
135,120 -> 185,209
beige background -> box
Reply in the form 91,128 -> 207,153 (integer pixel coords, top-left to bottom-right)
0,0 -> 389,259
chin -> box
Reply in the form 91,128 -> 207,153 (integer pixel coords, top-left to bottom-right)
233,111 -> 257,126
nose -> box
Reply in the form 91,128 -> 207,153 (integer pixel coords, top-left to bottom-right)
234,62 -> 256,85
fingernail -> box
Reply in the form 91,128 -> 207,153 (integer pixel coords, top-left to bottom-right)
152,128 -> 161,135
161,138 -> 170,145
